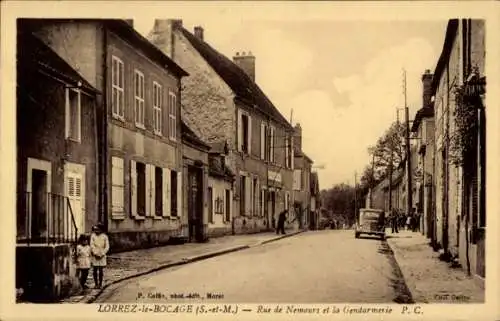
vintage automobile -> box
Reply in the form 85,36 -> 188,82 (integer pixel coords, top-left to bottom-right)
354,208 -> 386,240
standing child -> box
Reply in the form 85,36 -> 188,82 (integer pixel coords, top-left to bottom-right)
90,223 -> 110,289
76,234 -> 91,290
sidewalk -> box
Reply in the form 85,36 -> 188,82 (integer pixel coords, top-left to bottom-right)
386,229 -> 485,303
61,230 -> 305,304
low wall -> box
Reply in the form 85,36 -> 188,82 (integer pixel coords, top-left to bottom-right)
16,244 -> 79,302
108,229 -> 183,253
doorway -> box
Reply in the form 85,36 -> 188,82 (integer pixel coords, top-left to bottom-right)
31,169 -> 48,240
188,167 -> 204,242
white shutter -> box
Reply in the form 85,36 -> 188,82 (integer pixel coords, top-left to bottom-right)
237,109 -> 243,152
285,191 -> 289,210
130,160 -> 137,217
229,190 -> 233,220
247,115 -> 252,155
177,171 -> 182,218
162,168 -> 171,217
151,165 -> 156,216
260,123 -> 265,159
145,164 -> 151,216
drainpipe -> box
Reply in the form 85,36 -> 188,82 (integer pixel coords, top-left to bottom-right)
101,28 -> 109,232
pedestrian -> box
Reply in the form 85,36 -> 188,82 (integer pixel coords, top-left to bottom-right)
391,210 -> 399,234
90,223 -> 109,289
276,209 -> 287,235
76,234 -> 91,290
405,215 -> 411,231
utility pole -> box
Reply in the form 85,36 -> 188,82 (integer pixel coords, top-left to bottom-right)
370,153 -> 375,206
403,69 -> 413,216
354,171 -> 358,225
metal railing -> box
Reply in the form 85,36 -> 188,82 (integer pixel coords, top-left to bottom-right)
17,192 -> 78,245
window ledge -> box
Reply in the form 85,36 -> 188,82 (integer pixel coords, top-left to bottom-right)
111,215 -> 126,220
66,137 -> 81,144
153,216 -> 163,220
133,215 -> 146,221
135,123 -> 146,130
168,216 -> 180,220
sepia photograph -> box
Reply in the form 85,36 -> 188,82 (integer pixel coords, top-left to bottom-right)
1,1 -> 499,320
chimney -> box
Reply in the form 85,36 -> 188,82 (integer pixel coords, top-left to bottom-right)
194,26 -> 204,41
233,51 -> 256,82
421,69 -> 433,108
294,123 -> 302,153
149,19 -> 183,59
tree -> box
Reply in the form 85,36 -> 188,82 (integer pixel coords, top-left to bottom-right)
320,183 -> 367,226
368,121 -> 406,182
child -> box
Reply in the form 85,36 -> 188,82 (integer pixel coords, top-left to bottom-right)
76,234 -> 91,290
90,223 -> 110,289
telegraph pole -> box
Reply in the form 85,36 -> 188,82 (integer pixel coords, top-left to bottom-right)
354,171 -> 358,225
403,69 -> 413,216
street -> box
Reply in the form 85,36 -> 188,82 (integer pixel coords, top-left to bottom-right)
96,230 -> 413,303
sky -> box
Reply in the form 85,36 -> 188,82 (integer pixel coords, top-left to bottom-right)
133,16 -> 448,190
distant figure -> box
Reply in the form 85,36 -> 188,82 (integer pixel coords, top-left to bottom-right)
391,210 -> 399,233
276,209 -> 287,235
76,234 -> 91,290
405,215 -> 412,231
90,223 -> 110,289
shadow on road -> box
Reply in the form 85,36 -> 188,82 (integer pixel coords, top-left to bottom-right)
377,241 -> 414,304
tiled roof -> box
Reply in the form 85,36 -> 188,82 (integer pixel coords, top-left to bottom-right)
180,28 -> 293,130
411,107 -> 434,132
208,155 -> 234,181
18,31 -> 98,93
181,120 -> 210,150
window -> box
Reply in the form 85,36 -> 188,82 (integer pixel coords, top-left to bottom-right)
111,157 -> 124,218
225,189 -> 231,222
171,170 -> 177,217
293,169 -> 302,191
260,188 -> 265,217
253,178 -> 259,216
155,167 -> 163,217
65,88 -> 81,142
111,56 -> 124,119
136,162 -> 146,216
153,82 -> 162,135
208,187 -> 213,223
134,70 -> 145,127
240,176 -> 246,215
285,135 -> 293,168
237,110 -> 252,154
269,126 -> 275,162
168,91 -> 177,140
242,114 -> 249,152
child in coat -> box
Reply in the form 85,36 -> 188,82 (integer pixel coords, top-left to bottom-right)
90,223 -> 110,289
76,234 -> 91,289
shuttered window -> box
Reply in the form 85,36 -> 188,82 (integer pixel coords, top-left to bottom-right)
111,157 -> 124,218
134,70 -> 145,127
111,56 -> 124,119
153,82 -> 162,135
168,91 -> 177,140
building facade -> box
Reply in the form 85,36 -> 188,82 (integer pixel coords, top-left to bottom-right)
428,19 -> 485,278
16,27 -> 100,300
292,124 -> 313,229
25,19 -> 190,252
148,20 -> 296,234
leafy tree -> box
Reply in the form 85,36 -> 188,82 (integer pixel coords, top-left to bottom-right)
368,121 -> 406,182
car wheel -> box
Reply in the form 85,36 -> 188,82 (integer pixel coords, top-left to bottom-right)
355,233 -> 360,239
381,235 -> 385,241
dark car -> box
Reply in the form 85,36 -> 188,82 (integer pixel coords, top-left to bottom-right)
354,208 -> 386,240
